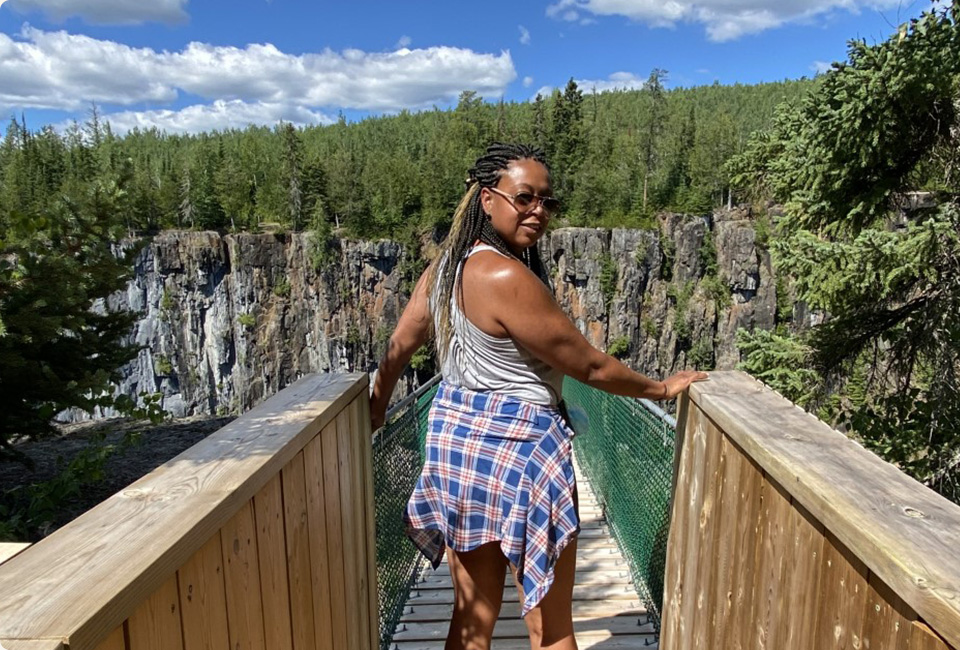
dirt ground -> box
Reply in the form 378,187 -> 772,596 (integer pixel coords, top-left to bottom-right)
0,415 -> 235,539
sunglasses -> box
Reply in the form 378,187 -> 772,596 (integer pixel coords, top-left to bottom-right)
488,187 -> 561,216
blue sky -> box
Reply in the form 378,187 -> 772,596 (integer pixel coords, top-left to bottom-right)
0,0 -> 940,134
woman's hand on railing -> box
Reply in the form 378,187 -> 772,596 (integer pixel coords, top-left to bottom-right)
661,370 -> 709,400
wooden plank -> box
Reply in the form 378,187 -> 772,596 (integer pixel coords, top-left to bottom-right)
706,435 -> 744,647
0,641 -> 65,650
320,415 -> 349,650
723,445 -> 764,650
281,452 -> 316,650
0,543 -> 30,565
747,475 -> 792,650
392,615 -> 655,641
393,631 -> 657,650
689,413 -> 724,649
336,404 -> 363,650
220,502 -> 265,650
909,622 -> 953,650
860,572 -> 915,650
774,500 -> 825,650
416,568 -> 632,589
253,475 -> 293,650
660,402 -> 700,649
399,600 -> 646,623
814,531 -> 869,649
94,626 -> 126,650
178,532 -> 230,650
403,583 -> 638,605
0,373 -> 368,650
689,371 -> 960,648
357,394 -> 381,650
127,575 -> 182,650
304,427 -> 334,650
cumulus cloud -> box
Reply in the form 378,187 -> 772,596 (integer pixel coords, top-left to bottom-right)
523,76 -> 534,87
0,25 -> 517,118
91,100 -> 335,135
519,25 -> 531,45
534,71 -> 647,99
6,0 -> 188,25
545,0 -> 904,41
396,35 -> 412,48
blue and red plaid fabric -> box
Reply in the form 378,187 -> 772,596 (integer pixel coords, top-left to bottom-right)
404,380 -> 581,616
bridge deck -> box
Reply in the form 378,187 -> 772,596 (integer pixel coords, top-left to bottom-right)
392,453 -> 659,649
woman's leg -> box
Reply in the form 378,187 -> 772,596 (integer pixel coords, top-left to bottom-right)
445,540 -> 509,650
509,536 -> 579,650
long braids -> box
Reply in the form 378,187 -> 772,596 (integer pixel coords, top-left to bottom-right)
429,142 -> 552,365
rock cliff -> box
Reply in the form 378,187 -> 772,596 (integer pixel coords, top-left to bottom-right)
73,208 -> 779,420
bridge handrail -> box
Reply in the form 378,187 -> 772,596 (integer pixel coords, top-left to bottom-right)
0,373 -> 373,650
663,370 -> 960,649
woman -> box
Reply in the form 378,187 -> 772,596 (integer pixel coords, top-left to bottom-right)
370,143 -> 708,650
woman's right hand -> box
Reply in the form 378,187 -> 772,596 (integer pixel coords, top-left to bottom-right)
661,370 -> 710,399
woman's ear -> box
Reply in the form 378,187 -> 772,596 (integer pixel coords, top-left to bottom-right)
480,187 -> 493,215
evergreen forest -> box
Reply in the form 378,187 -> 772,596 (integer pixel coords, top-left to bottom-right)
1,0 -> 958,514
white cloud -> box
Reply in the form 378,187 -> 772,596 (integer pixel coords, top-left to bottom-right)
0,25 -> 517,117
396,35 -> 412,48
6,0 -> 188,25
532,71 -> 648,101
545,0 -> 904,41
523,76 -> 534,87
519,25 -> 531,45
92,100 -> 334,135
811,60 -> 833,74
576,71 -> 648,93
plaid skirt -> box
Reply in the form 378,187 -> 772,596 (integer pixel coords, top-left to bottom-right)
404,380 -> 581,616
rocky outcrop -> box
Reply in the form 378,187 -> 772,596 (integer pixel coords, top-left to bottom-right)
67,207 -> 780,420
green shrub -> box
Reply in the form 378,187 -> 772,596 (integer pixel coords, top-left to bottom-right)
237,312 -> 256,330
607,336 -> 630,359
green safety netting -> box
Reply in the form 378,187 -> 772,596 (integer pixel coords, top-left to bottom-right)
371,376 -> 439,650
371,374 -> 677,647
562,375 -> 677,631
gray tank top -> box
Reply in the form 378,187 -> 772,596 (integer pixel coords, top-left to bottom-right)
434,244 -> 564,406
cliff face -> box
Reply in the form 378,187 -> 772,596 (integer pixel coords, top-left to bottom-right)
81,208 -> 777,420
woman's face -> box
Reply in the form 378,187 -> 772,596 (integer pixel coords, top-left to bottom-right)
480,158 -> 554,255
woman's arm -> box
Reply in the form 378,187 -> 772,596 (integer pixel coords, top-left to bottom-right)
474,258 -> 707,400
369,265 -> 434,430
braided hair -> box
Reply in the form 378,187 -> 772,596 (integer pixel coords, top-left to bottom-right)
429,142 -> 552,366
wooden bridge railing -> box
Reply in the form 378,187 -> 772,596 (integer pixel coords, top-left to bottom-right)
0,373 -> 377,650
662,371 -> 960,650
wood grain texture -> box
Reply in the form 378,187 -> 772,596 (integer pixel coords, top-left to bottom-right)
689,371 -> 960,649
860,572 -> 915,650
304,428 -> 334,650
127,575 -> 182,650
93,626 -> 126,650
320,414 -> 349,650
220,502 -> 266,650
814,531 -> 869,649
746,475 -> 792,650
177,532 -> 230,650
281,452 -> 316,650
357,392 -> 382,650
0,373 -> 368,650
0,641 -> 65,650
253,475 -> 293,650
335,405 -> 363,650
660,402 -> 699,649
910,622 -> 953,650
688,413 -> 724,649
774,501 -> 825,650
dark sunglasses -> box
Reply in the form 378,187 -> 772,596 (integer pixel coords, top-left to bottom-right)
488,187 -> 561,216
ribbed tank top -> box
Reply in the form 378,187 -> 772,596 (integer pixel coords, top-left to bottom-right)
434,244 -> 564,406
